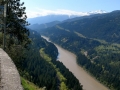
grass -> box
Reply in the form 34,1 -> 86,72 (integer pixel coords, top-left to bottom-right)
56,25 -> 64,30
92,38 -> 108,44
21,77 -> 43,90
40,48 -> 51,61
40,48 -> 68,90
56,25 -> 70,32
74,31 -> 86,38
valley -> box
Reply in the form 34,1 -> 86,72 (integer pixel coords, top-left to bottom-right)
1,0 -> 120,90
42,36 -> 109,90
38,10 -> 120,90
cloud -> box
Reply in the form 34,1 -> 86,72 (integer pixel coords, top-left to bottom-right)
26,9 -> 107,18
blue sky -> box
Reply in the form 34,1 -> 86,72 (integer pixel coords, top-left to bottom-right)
21,0 -> 120,18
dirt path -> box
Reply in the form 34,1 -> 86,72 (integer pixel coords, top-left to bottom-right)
0,48 -> 23,90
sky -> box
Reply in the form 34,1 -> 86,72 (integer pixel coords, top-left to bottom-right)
21,0 -> 120,18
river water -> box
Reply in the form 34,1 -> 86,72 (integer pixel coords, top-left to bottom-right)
42,36 -> 109,90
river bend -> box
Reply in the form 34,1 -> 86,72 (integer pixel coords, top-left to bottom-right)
42,36 -> 108,90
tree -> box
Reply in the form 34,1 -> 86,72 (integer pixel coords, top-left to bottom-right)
2,0 -> 30,47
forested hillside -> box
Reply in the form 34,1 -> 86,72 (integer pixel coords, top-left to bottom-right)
0,0 -> 83,90
4,30 -> 83,90
39,10 -> 120,90
40,10 -> 120,43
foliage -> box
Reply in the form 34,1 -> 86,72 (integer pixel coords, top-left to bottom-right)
6,30 -> 83,90
0,0 -> 30,48
0,0 -> 83,90
40,48 -> 68,90
21,77 -> 43,90
40,10 -> 120,43
57,10 -> 120,43
39,11 -> 120,90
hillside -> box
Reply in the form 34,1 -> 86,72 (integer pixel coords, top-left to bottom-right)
39,10 -> 120,90
28,21 -> 61,31
40,10 -> 120,43
58,10 -> 120,43
5,30 -> 83,90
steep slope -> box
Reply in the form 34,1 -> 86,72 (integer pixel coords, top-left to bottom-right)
39,10 -> 120,90
55,10 -> 120,43
6,30 -> 83,90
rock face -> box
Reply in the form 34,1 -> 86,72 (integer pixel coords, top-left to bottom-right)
0,48 -> 23,90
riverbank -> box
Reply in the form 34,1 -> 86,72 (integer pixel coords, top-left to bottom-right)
42,36 -> 109,90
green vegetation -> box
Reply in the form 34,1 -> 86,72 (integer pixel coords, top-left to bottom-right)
40,48 -> 69,90
55,10 -> 120,43
95,45 -> 120,55
40,48 -> 51,61
74,31 -> 86,38
1,29 -> 82,90
1,0 -> 30,47
41,28 -> 120,90
0,0 -> 83,90
21,77 -> 43,90
39,10 -> 120,90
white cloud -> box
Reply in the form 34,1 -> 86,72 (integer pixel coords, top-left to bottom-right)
26,9 -> 107,18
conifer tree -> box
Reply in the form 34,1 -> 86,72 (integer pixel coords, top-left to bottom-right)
2,0 -> 30,47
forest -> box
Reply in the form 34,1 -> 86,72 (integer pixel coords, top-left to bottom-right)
0,0 -> 83,90
4,30 -> 83,90
1,0 -> 120,90
39,10 -> 120,90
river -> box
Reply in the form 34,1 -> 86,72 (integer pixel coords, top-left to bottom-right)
42,36 -> 109,90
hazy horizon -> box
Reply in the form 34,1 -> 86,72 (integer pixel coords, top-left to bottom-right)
21,0 -> 120,18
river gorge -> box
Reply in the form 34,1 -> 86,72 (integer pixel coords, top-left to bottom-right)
42,36 -> 108,90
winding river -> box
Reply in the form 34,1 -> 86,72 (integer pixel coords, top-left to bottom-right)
42,36 -> 109,90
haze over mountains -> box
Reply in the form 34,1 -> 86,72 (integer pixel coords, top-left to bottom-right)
28,10 -> 107,31
28,21 -> 61,31
27,10 -> 107,24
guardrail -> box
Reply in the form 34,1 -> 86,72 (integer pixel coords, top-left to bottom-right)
0,48 -> 23,90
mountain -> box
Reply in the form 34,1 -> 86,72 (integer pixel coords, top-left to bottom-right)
40,10 -> 120,43
63,13 -> 107,23
60,10 -> 120,43
27,10 -> 107,25
27,15 -> 77,25
28,21 -> 61,31
39,10 -> 120,90
28,11 -> 108,32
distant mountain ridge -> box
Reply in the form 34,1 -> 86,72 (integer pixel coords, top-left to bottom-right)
27,10 -> 107,25
58,10 -> 120,43
39,10 -> 120,43
28,10 -> 108,32
27,15 -> 75,25
28,21 -> 61,31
